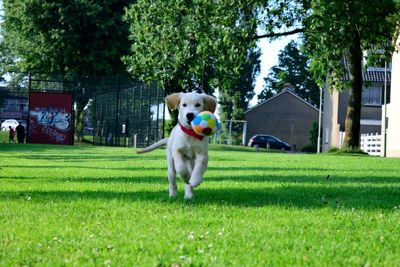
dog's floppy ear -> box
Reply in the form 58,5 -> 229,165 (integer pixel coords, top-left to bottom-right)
203,95 -> 217,113
165,93 -> 181,110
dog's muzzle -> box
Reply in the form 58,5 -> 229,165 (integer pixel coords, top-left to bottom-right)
186,113 -> 195,124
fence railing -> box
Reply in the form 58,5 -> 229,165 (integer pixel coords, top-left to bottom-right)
360,133 -> 381,156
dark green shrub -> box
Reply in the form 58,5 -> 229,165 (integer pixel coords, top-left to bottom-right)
301,144 -> 317,153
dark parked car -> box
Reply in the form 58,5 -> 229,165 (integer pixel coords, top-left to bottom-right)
248,134 -> 292,151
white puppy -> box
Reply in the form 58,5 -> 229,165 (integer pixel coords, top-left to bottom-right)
138,92 -> 217,199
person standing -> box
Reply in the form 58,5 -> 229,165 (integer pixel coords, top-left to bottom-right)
8,126 -> 16,143
16,122 -> 25,144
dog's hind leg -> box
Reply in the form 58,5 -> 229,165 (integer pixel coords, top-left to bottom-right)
167,149 -> 177,197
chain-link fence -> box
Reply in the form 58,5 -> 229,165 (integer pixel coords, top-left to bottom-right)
208,119 -> 247,146
92,78 -> 164,148
1,73 -> 165,147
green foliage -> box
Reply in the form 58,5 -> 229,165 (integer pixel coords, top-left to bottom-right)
327,147 -> 368,155
301,121 -> 319,153
1,0 -> 131,75
1,144 -> 400,265
304,0 -> 398,88
219,48 -> 260,135
123,0 -> 259,91
309,121 -> 319,149
303,0 -> 399,148
1,0 -> 134,142
327,147 -> 340,153
123,0 -> 269,131
300,143 -> 316,153
258,40 -> 320,105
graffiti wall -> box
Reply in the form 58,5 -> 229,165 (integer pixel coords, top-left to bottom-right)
28,92 -> 73,145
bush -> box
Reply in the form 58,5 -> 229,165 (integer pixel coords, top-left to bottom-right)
327,147 -> 340,153
301,144 -> 317,153
327,147 -> 368,155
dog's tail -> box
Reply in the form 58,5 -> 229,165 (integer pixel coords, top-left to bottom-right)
136,138 -> 168,154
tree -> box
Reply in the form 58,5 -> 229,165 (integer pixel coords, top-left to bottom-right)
124,0 -> 263,132
303,0 -> 398,148
219,48 -> 260,143
123,0 -> 304,126
258,40 -> 320,105
1,0 -> 133,141
124,0 -> 260,91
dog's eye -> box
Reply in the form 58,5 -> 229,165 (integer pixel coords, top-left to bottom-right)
182,103 -> 187,107
195,103 -> 201,107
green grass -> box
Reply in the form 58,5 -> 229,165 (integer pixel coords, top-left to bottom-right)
0,131 -> 9,143
1,144 -> 400,266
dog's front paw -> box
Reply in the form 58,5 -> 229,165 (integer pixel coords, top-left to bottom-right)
169,185 -> 177,198
184,184 -> 193,199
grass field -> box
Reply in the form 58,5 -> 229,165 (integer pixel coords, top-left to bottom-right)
1,143 -> 400,266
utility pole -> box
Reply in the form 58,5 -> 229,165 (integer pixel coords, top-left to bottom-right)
383,61 -> 388,157
317,87 -> 323,153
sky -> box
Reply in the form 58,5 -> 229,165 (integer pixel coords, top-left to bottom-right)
250,35 -> 299,107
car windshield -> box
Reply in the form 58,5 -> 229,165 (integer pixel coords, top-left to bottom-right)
263,135 -> 281,142
253,135 -> 284,143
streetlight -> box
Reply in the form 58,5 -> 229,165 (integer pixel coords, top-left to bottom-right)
317,87 -> 323,153
383,61 -> 388,157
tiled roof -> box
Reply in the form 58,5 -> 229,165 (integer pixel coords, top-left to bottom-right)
245,89 -> 319,114
341,57 -> 391,82
342,70 -> 391,82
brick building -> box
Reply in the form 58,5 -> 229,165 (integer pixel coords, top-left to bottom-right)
244,90 -> 319,151
0,86 -> 28,122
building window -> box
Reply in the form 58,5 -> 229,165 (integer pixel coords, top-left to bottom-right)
324,128 -> 329,144
362,86 -> 382,106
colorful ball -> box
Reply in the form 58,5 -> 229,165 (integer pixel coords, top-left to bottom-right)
191,111 -> 220,136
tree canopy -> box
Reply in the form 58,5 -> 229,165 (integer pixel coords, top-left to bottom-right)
303,0 -> 399,148
2,0 -> 399,148
1,0 -> 131,75
123,0 -> 305,128
1,0 -> 133,141
123,0 -> 262,93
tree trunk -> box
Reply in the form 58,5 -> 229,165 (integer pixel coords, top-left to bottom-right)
218,90 -> 233,136
344,30 -> 363,149
74,96 -> 89,143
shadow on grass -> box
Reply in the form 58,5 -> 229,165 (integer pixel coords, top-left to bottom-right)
10,154 -> 165,162
1,182 -> 398,210
0,175 -> 167,184
209,144 -> 285,153
0,143 -> 96,152
2,171 -> 399,186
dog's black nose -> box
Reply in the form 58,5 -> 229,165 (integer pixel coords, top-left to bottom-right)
186,113 -> 195,121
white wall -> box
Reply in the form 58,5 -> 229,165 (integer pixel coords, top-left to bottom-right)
385,35 -> 400,157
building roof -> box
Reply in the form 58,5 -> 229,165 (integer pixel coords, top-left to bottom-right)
245,89 -> 319,114
342,70 -> 392,82
341,57 -> 391,82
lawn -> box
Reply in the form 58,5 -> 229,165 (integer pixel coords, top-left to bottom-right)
0,144 -> 399,266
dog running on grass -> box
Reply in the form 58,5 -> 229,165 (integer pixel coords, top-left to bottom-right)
137,92 -> 217,199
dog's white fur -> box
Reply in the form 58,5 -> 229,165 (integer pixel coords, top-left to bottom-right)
138,92 -> 217,199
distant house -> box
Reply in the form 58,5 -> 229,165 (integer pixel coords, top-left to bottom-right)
385,35 -> 400,157
244,90 -> 319,151
322,60 -> 391,152
0,87 -> 29,122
